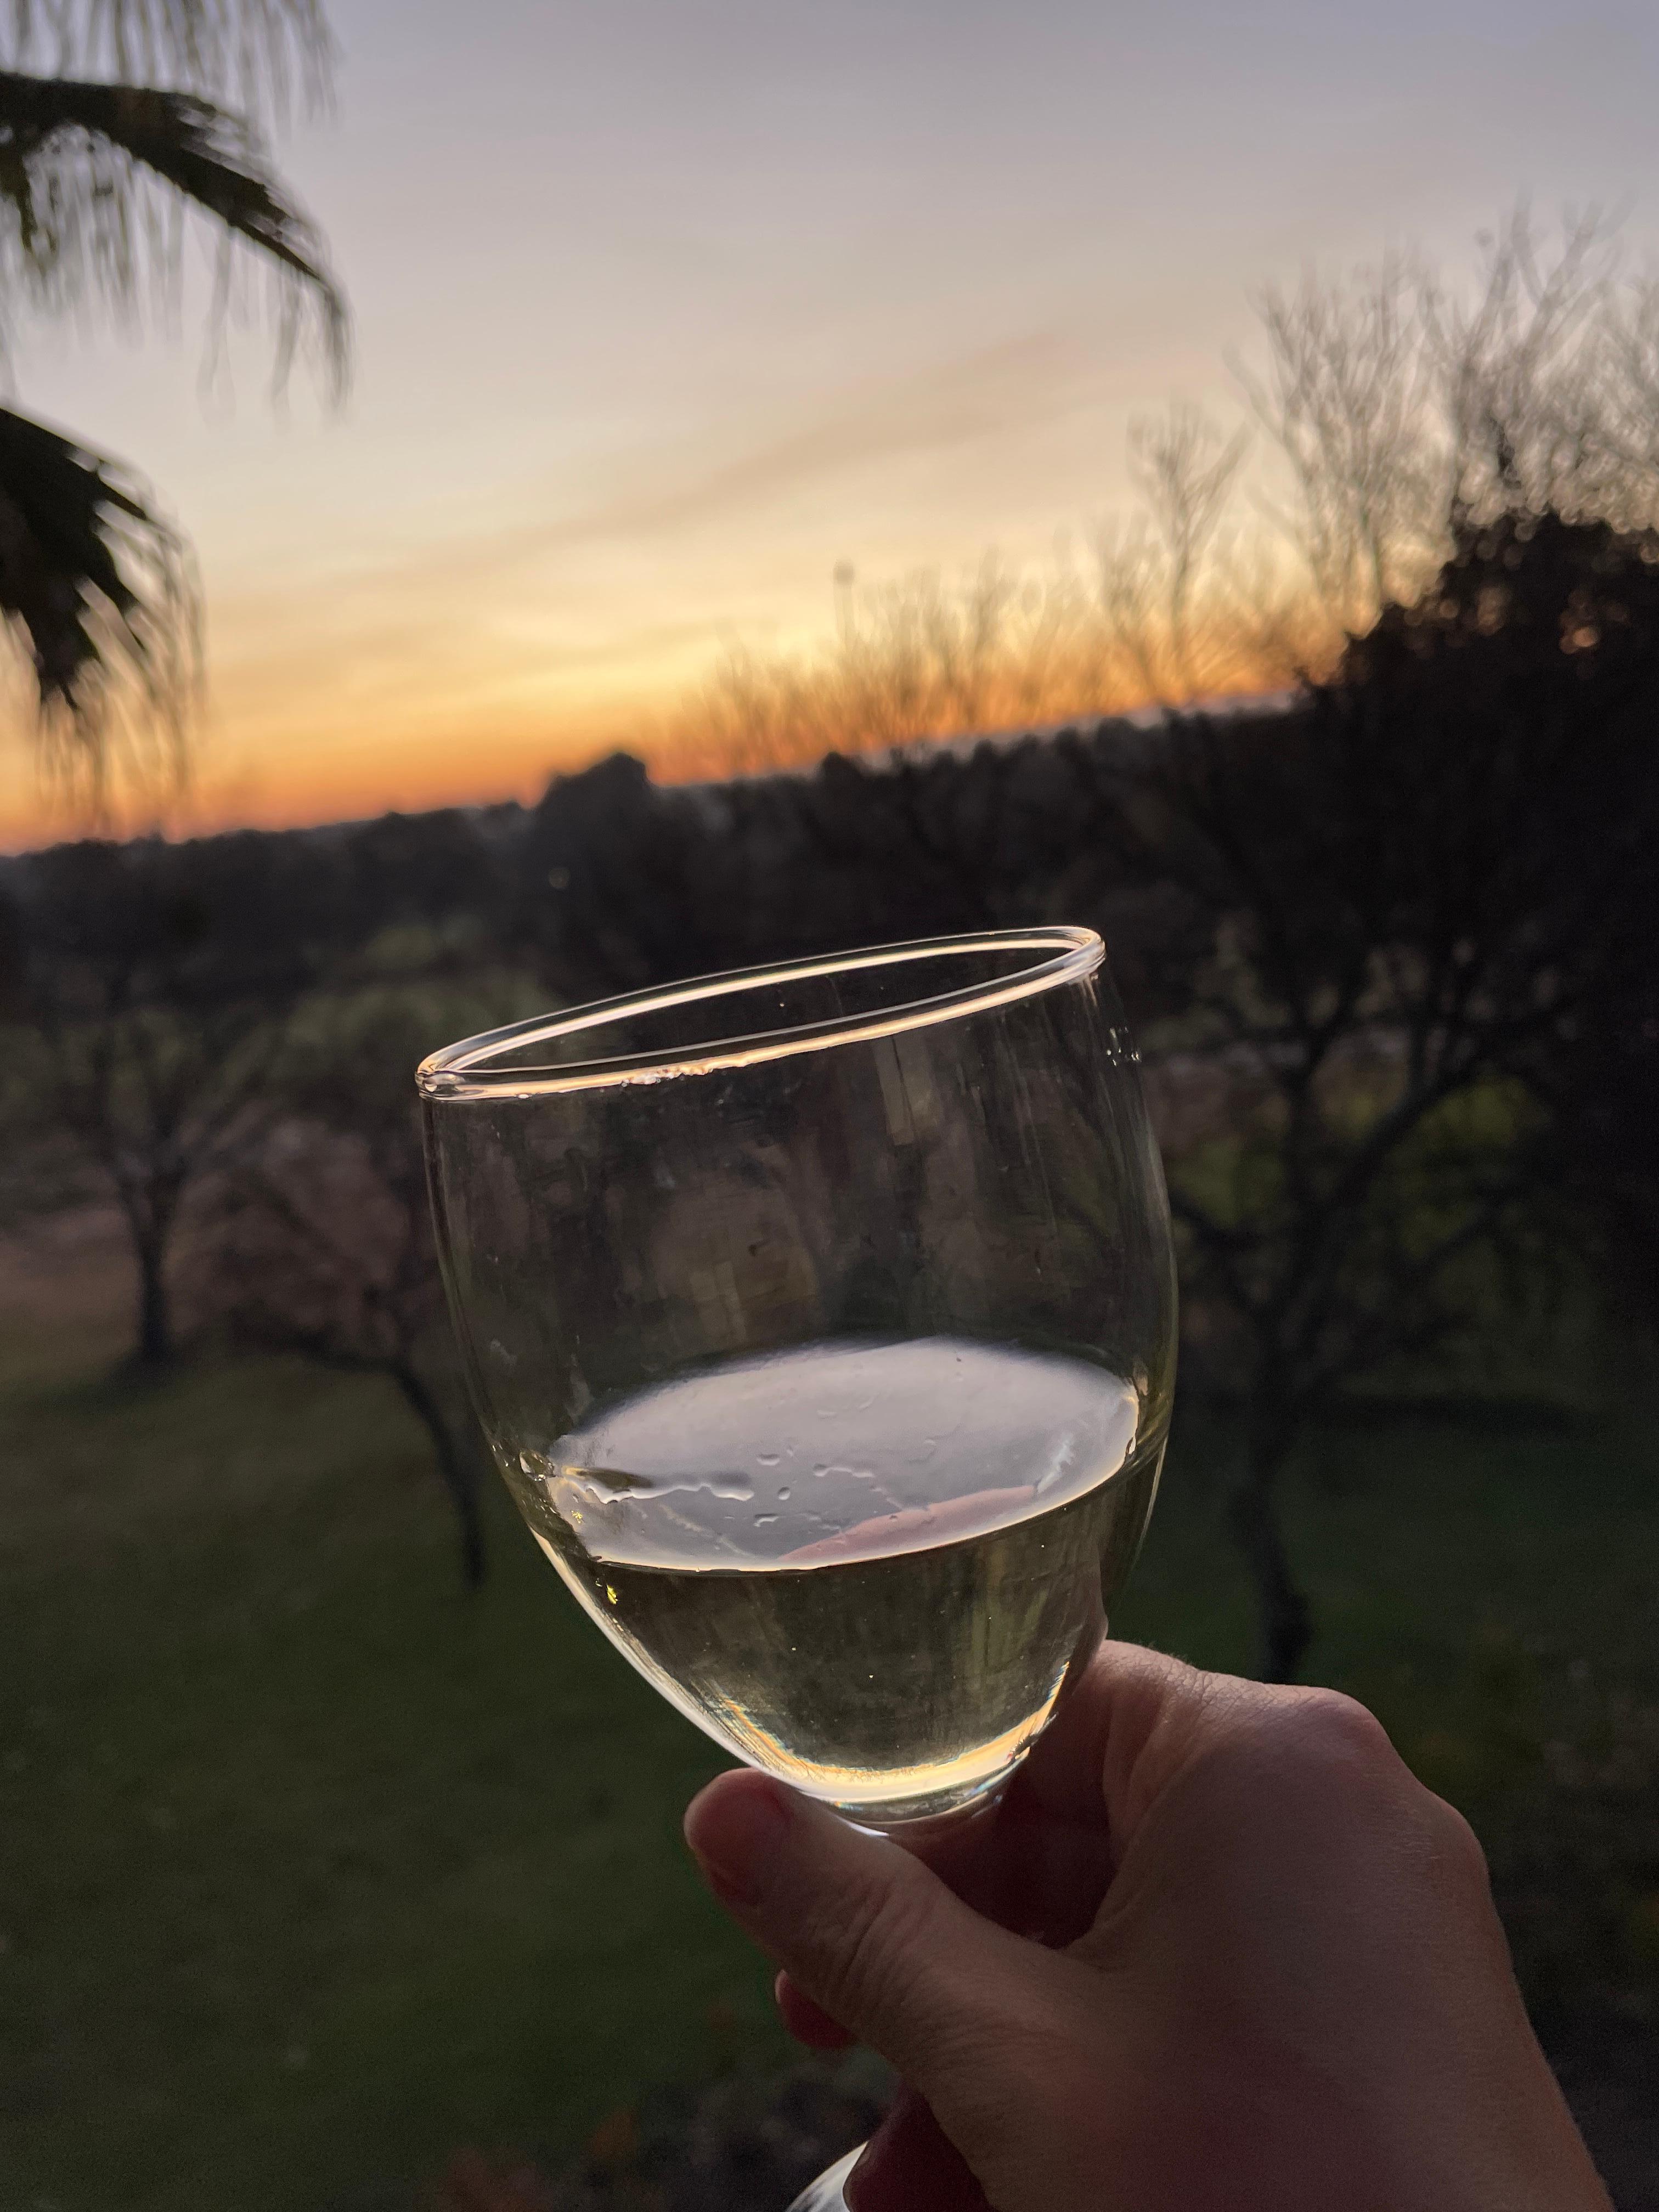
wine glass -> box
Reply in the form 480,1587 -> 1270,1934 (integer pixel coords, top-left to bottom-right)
418,928 -> 1176,2209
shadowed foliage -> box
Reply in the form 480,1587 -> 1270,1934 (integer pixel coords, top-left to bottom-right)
0,70 -> 345,363
0,406 -> 197,787
0,0 -> 345,794
1120,516 -> 1659,1675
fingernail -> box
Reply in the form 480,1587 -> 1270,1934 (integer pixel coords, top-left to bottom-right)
684,1775 -> 793,1907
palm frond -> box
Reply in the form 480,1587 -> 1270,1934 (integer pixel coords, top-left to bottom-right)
0,69 -> 348,390
0,403 -> 199,803
1,1 -> 332,122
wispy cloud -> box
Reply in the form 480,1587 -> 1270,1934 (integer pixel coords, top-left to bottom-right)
425,331 -> 1100,588
143,330 -> 1108,830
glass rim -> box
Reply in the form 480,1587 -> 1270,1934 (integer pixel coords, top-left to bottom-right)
416,927 -> 1105,1101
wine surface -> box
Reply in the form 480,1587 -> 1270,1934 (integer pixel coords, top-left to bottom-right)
509,1338 -> 1163,1823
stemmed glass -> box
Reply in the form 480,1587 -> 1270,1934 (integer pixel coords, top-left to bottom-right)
419,928 -> 1176,2209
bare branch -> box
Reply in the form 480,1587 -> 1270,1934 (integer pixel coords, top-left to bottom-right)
1233,250 -> 1444,623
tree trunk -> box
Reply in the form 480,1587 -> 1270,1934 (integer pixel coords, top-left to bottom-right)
1228,1430 -> 1312,1684
133,1228 -> 174,1368
393,1362 -> 487,1588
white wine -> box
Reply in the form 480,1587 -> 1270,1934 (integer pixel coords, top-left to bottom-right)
509,1339 -> 1163,1825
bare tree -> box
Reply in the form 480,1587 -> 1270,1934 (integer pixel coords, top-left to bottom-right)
1127,402 -> 1250,694
202,980 -> 538,1586
1601,270 -> 1659,490
673,555 -> 1146,778
16,832 -> 309,1364
918,555 -> 1013,732
1235,251 -> 1444,626
676,647 -> 818,780
1430,206 -> 1624,527
1234,206 -> 1659,642
670,565 -> 1013,777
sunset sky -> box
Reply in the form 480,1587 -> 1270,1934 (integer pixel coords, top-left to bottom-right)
10,0 -> 1659,845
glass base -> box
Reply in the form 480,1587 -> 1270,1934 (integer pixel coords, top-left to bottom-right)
843,1770 -> 1009,1846
787,2143 -> 863,2210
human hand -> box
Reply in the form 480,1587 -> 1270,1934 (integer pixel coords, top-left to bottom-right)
683,1644 -> 1611,2212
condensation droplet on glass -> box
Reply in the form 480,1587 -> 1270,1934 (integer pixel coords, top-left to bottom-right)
757,1452 -> 781,1468
777,1486 -> 791,1500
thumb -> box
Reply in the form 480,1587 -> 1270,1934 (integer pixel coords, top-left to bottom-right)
683,1769 -> 1087,2104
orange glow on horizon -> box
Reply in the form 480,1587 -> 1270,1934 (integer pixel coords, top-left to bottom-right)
0,709 -> 645,851
0,616 -> 1306,851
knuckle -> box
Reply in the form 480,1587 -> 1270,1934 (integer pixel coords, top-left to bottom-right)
1252,1692 -> 1496,1887
1206,1685 -> 1412,1820
1421,1794 -> 1493,1893
1278,1686 -> 1399,1773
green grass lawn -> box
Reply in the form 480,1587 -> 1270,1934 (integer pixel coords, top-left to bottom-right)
0,1316 -> 790,2212
3,1305 -> 1657,2211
